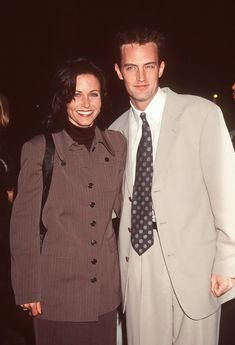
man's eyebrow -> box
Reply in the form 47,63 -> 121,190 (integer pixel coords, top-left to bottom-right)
144,61 -> 157,65
123,62 -> 157,67
123,63 -> 137,67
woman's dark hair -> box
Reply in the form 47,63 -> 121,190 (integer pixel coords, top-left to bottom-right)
44,57 -> 108,132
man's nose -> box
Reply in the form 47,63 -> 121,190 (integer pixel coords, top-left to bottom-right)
137,68 -> 146,82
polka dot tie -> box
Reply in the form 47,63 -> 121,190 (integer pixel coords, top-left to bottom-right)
131,112 -> 154,255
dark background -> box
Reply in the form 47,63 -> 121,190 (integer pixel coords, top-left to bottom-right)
0,0 -> 234,150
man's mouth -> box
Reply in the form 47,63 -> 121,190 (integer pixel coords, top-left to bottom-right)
135,84 -> 148,89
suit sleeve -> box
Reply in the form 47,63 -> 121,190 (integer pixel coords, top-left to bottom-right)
200,105 -> 235,278
10,139 -> 44,305
113,133 -> 127,218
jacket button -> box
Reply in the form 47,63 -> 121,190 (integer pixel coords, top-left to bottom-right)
88,183 -> 93,189
89,202 -> 95,208
91,258 -> 97,264
61,160 -> 66,166
125,256 -> 129,262
128,227 -> 132,232
91,239 -> 97,245
91,277 -> 97,283
90,220 -> 97,227
105,157 -> 109,162
129,197 -> 132,202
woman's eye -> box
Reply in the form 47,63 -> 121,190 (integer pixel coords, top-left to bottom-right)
90,92 -> 100,97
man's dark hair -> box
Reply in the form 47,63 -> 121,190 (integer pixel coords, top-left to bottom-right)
114,26 -> 166,66
44,57 -> 108,132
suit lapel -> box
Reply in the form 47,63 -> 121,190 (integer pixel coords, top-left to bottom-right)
124,89 -> 182,193
125,110 -> 134,196
153,89 -> 181,186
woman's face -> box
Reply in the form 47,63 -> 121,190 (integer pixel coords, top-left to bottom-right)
66,73 -> 101,127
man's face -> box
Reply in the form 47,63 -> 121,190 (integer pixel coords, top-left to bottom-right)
115,42 -> 165,111
232,83 -> 235,100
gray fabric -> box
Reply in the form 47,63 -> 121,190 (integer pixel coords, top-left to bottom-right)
110,87 -> 235,321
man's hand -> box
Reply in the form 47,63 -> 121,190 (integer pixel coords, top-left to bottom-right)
211,274 -> 235,297
20,302 -> 42,317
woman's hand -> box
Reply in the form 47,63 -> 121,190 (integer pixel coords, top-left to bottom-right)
20,302 -> 42,316
7,189 -> 14,203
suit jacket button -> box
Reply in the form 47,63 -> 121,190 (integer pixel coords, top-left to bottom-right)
91,277 -> 97,283
129,197 -> 132,202
128,227 -> 132,232
88,183 -> 93,189
91,239 -> 97,245
90,202 -> 95,208
90,221 -> 97,227
105,157 -> 109,162
91,259 -> 97,264
125,256 -> 129,262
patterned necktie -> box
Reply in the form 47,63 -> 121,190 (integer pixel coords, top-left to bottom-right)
131,112 -> 154,255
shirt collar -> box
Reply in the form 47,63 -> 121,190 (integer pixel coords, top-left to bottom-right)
130,87 -> 166,125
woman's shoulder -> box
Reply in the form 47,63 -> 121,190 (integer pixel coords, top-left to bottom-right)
104,128 -> 126,144
101,129 -> 127,158
26,133 -> 45,145
21,134 -> 47,159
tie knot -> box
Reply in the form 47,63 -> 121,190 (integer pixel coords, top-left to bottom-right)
140,112 -> 146,121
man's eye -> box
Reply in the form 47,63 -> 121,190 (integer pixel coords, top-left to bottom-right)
126,66 -> 136,71
145,64 -> 155,69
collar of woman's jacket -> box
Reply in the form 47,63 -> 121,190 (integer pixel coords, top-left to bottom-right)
51,127 -> 115,164
93,126 -> 115,156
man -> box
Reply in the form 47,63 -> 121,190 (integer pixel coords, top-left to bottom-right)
110,27 -> 235,345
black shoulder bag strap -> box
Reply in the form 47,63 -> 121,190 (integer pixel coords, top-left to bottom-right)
39,133 -> 55,252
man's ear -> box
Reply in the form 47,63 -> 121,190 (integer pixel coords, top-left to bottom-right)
114,63 -> 124,80
158,61 -> 165,78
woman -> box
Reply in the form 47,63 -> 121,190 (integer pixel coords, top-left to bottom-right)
10,58 -> 126,345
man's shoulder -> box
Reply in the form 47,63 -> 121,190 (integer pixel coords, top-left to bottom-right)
164,87 -> 219,111
109,109 -> 130,134
163,87 -> 224,127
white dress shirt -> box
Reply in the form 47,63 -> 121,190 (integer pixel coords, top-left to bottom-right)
129,87 -> 166,182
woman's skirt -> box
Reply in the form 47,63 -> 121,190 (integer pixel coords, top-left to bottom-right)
33,309 -> 117,345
